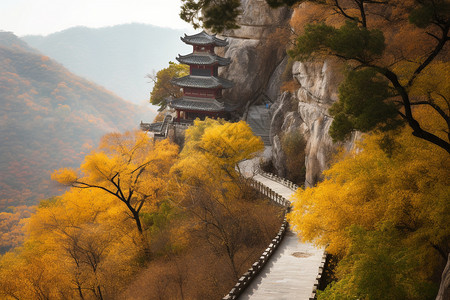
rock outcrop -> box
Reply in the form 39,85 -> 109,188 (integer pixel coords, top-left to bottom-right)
436,255 -> 450,300
216,0 -> 291,111
218,0 -> 358,186
270,59 -> 359,186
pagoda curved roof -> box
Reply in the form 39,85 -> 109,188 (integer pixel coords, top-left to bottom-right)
176,53 -> 231,66
181,31 -> 228,47
169,97 -> 225,112
172,75 -> 234,89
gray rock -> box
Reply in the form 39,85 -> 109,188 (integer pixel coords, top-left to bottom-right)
215,0 -> 291,111
436,255 -> 450,300
270,59 -> 359,186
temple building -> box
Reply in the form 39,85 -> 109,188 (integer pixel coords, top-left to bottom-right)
140,31 -> 234,141
169,31 -> 234,122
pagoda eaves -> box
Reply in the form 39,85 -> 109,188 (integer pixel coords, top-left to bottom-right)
171,75 -> 233,89
170,97 -> 225,112
180,31 -> 228,47
176,53 -> 231,66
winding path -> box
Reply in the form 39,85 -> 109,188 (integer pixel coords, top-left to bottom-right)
237,153 -> 325,300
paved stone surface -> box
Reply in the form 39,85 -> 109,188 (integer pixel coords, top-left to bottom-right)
240,231 -> 323,300
239,172 -> 325,300
252,174 -> 294,200
247,105 -> 271,145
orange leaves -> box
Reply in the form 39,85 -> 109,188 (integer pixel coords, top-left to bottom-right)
288,124 -> 450,257
51,168 -> 78,185
173,119 -> 263,191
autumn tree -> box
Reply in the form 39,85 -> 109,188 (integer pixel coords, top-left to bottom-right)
52,131 -> 179,242
287,109 -> 450,298
148,62 -> 189,111
170,118 -> 265,279
288,0 -> 449,153
0,189 -> 141,299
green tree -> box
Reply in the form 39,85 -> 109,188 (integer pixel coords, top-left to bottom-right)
148,62 -> 189,111
318,226 -> 438,300
286,0 -> 450,153
180,0 -> 241,32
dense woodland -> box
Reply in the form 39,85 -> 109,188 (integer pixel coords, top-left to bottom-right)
0,0 -> 449,298
0,32 -> 152,251
179,0 -> 449,298
0,119 -> 284,299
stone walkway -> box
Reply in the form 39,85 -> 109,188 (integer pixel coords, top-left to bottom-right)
246,105 -> 271,145
239,173 -> 324,300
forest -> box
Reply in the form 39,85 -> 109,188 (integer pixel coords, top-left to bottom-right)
179,0 -> 449,298
0,0 -> 449,298
0,119 -> 285,299
0,31 -> 151,252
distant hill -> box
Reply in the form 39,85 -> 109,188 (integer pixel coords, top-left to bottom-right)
22,23 -> 192,106
0,32 -> 154,210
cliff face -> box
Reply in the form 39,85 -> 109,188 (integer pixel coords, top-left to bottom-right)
217,0 -> 291,111
270,60 -> 359,186
219,0 -> 357,186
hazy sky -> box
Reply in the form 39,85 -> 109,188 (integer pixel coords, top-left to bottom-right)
1,0 -> 194,36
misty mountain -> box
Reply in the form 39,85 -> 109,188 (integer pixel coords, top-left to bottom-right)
22,23 -> 192,106
0,31 -> 154,209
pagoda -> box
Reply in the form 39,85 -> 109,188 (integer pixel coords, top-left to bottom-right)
169,31 -> 234,122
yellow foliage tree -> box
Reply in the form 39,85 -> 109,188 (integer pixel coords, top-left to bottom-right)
288,108 -> 449,298
170,118 -> 264,279
0,189 -> 141,299
52,130 -> 179,237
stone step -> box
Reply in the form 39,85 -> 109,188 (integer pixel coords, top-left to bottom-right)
247,105 -> 272,146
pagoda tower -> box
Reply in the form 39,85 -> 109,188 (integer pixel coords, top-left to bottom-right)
169,31 -> 234,122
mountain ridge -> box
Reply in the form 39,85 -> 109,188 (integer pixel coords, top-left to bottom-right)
0,31 -> 153,209
22,23 -> 193,106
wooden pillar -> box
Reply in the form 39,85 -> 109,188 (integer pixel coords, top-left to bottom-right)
177,110 -> 180,121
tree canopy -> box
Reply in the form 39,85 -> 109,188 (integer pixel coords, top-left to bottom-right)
180,0 -> 450,153
288,108 -> 450,298
52,130 -> 179,236
170,118 -> 264,278
180,0 -> 241,33
0,120 -> 281,299
148,62 -> 189,111
289,0 -> 449,152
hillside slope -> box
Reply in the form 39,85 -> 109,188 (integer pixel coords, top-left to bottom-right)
22,24 -> 192,105
0,32 -> 152,209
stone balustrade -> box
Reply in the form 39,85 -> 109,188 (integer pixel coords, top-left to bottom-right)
248,179 -> 291,207
222,177 -> 290,300
259,171 -> 300,191
222,174 -> 327,299
309,252 -> 328,300
222,215 -> 289,300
